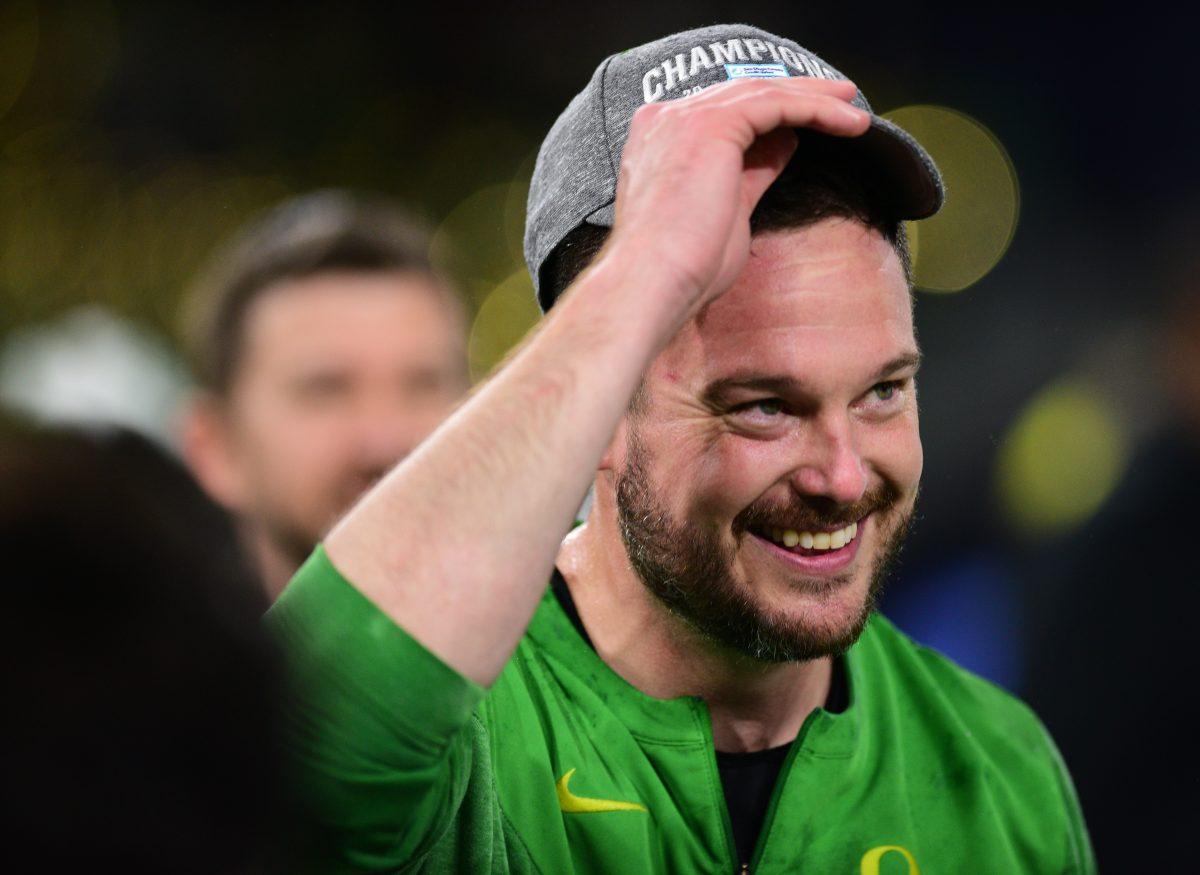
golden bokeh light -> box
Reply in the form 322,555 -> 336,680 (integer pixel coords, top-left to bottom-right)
996,379 -> 1128,537
430,180 -> 528,310
503,161 -> 534,262
0,130 -> 290,339
884,105 -> 1020,293
419,121 -> 532,217
468,269 -> 542,382
0,1 -> 38,120
0,138 -> 122,326
40,0 -> 121,112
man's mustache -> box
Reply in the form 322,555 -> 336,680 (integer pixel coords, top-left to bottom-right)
733,481 -> 903,535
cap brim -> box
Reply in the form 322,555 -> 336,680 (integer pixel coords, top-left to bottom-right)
854,114 -> 944,220
769,117 -> 943,222
585,115 -> 943,232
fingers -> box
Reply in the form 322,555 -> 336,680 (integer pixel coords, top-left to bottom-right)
703,80 -> 870,141
695,75 -> 859,103
637,77 -> 871,145
610,76 -> 873,305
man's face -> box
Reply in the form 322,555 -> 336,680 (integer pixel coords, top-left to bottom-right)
217,270 -> 467,566
614,218 -> 921,662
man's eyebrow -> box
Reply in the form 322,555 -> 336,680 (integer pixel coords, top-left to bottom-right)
871,352 -> 922,383
700,351 -> 923,407
700,374 -> 802,407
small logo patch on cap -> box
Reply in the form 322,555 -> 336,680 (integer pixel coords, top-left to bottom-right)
723,63 -> 789,80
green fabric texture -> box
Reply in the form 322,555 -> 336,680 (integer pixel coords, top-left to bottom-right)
267,547 -> 1095,874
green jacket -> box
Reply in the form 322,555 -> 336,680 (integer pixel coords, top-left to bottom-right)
268,548 -> 1094,874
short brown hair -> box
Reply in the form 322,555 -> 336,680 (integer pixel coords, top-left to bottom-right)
183,190 -> 455,393
542,133 -> 912,306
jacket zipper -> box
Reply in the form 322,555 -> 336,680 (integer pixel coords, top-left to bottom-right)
744,708 -> 821,873
701,701 -> 820,875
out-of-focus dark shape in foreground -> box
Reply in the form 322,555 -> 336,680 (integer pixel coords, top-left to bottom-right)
0,419 -> 295,872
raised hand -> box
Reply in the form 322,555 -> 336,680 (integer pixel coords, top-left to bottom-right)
608,77 -> 870,323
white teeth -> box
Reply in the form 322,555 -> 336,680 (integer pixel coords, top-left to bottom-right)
764,520 -> 860,552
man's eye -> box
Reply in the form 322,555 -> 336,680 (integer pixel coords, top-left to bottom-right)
870,381 -> 903,402
731,399 -> 784,419
725,398 -> 788,432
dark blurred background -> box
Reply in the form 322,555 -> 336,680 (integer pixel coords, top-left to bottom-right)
2,1 -> 1195,867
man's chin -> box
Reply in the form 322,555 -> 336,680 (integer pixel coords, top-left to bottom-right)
716,529 -> 897,662
719,575 -> 876,663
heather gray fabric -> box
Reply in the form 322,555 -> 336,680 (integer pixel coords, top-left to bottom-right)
525,23 -> 945,310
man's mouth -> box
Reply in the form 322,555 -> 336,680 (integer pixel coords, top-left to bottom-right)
749,518 -> 863,557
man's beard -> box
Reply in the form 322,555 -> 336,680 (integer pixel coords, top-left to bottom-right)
615,434 -> 914,664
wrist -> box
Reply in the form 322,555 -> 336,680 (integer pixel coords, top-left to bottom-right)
561,234 -> 698,348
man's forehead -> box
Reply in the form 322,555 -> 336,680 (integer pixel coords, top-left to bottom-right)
713,221 -> 906,322
657,219 -> 914,383
235,270 -> 465,374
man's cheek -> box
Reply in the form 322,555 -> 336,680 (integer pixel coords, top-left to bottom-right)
902,429 -> 923,490
671,453 -> 751,522
633,433 -> 718,513
249,425 -> 338,506
867,418 -> 922,487
709,439 -> 798,511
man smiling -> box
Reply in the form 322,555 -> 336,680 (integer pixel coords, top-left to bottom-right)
270,25 -> 1093,873
608,225 -> 919,670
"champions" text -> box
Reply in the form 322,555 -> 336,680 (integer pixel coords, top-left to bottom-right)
642,37 -> 842,103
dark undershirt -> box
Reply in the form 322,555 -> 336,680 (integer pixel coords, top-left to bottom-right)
550,569 -> 849,867
715,742 -> 794,866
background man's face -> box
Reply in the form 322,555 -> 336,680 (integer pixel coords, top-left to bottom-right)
615,219 -> 922,661
215,269 -> 467,568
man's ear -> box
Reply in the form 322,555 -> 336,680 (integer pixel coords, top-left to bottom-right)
178,391 -> 248,513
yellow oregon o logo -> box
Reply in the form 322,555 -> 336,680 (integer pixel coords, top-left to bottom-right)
860,844 -> 920,875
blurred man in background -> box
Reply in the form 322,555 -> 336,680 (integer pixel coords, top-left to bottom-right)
180,191 -> 469,599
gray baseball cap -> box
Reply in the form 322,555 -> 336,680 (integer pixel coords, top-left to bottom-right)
525,23 -> 945,310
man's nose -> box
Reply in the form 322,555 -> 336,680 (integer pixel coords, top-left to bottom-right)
787,414 -> 868,506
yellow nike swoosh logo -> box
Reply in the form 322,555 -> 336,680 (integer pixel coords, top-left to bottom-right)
555,768 -> 647,813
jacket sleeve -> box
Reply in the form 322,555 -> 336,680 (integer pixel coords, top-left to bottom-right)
265,546 -> 487,872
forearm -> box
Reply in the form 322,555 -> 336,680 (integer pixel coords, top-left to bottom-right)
323,245 -> 683,685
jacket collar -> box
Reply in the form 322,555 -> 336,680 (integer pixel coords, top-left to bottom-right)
526,570 -> 866,756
